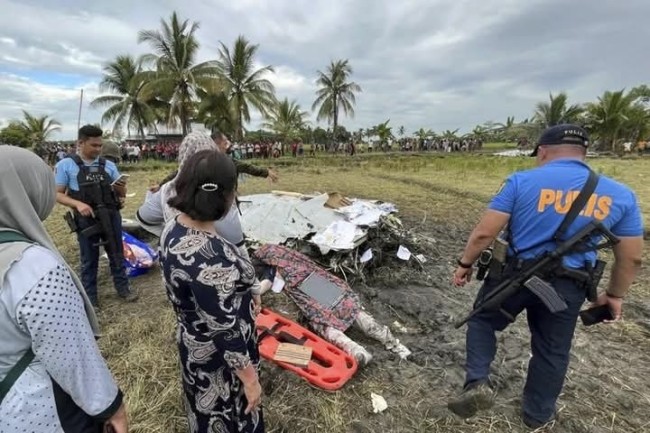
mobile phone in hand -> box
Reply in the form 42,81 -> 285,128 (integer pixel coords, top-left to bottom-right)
579,304 -> 614,326
111,174 -> 130,186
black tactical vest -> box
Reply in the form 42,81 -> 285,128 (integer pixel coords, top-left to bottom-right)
67,155 -> 119,210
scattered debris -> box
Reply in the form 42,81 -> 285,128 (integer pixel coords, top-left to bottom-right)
311,220 -> 363,254
360,248 -> 373,263
493,149 -> 531,157
415,254 -> 427,264
392,321 -> 409,334
239,192 -> 433,280
239,192 -> 397,250
371,393 -> 388,413
396,245 -> 411,261
271,273 -> 285,293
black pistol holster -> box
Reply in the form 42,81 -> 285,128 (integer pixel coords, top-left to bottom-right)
475,248 -> 493,281
64,211 -> 78,233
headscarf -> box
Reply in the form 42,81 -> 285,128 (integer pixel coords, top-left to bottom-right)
0,145 -> 99,334
160,131 -> 219,222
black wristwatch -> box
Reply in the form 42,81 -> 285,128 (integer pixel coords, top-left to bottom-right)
457,259 -> 473,269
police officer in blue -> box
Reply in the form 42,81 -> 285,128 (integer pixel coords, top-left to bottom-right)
55,125 -> 138,309
447,124 -> 644,428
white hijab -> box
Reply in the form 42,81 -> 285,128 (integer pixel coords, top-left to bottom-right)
160,131 -> 219,222
0,145 -> 99,334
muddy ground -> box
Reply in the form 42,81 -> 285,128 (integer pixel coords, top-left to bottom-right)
252,216 -> 650,433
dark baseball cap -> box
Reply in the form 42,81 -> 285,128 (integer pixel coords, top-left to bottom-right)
530,124 -> 589,156
101,141 -> 121,160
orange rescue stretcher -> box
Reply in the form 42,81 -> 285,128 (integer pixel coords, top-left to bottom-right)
255,308 -> 358,391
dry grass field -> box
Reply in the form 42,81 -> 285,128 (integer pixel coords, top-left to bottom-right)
44,151 -> 650,433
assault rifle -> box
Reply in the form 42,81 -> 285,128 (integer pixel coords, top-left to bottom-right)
64,179 -> 123,265
454,220 -> 619,329
80,204 -> 122,261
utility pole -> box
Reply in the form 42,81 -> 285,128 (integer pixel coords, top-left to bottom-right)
77,89 -> 84,131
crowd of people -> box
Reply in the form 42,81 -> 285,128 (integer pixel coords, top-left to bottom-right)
34,134 -> 488,168
0,123 -> 644,433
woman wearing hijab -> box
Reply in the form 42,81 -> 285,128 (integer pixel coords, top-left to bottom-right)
137,131 -> 262,312
0,146 -> 128,432
160,149 -> 264,433
136,132 -> 245,247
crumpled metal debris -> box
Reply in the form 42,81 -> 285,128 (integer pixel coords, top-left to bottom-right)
238,192 -> 397,252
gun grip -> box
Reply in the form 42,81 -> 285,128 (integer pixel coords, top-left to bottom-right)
594,221 -> 620,246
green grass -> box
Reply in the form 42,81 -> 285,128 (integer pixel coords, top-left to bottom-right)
43,152 -> 650,433
481,141 -> 518,150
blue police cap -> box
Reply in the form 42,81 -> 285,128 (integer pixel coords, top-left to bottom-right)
531,124 -> 589,156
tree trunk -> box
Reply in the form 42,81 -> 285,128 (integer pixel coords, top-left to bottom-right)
331,95 -> 338,152
180,103 -> 188,136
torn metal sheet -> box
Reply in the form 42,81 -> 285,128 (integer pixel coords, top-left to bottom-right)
238,193 -> 397,252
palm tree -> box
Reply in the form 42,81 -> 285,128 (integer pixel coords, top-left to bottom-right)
138,12 -> 221,135
19,111 -> 61,150
441,129 -> 460,141
91,55 -> 160,139
469,125 -> 489,142
584,89 -> 647,151
375,119 -> 393,151
312,59 -> 362,149
414,128 -> 434,140
216,35 -> 276,140
533,92 -> 583,127
398,125 -> 405,137
262,98 -> 308,141
196,87 -> 236,138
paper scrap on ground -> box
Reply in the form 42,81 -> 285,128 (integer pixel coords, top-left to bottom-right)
271,274 -> 285,293
371,393 -> 388,413
126,193 -> 136,198
415,254 -> 427,264
360,248 -> 373,263
397,245 -> 411,261
392,321 -> 409,333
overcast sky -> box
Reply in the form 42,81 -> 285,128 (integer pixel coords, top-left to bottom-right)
0,0 -> 648,139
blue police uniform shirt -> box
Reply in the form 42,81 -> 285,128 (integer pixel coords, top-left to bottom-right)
54,156 -> 121,191
489,158 -> 643,269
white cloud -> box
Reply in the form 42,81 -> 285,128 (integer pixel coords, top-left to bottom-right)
0,0 -> 649,139
0,73 -> 102,138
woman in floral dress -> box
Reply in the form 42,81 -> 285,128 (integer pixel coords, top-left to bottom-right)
160,149 -> 264,433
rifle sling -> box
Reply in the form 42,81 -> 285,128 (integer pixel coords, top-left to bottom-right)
505,168 -> 600,258
554,168 -> 600,242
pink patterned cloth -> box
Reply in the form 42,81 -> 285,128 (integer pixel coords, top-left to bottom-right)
254,244 -> 361,332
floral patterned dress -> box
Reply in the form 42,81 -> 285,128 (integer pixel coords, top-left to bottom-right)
160,219 -> 264,433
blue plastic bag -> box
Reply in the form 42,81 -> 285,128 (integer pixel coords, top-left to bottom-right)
122,232 -> 158,277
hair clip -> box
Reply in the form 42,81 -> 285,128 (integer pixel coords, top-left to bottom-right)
200,183 -> 219,192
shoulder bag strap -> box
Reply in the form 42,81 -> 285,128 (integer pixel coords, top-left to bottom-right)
0,230 -> 36,405
0,349 -> 35,405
